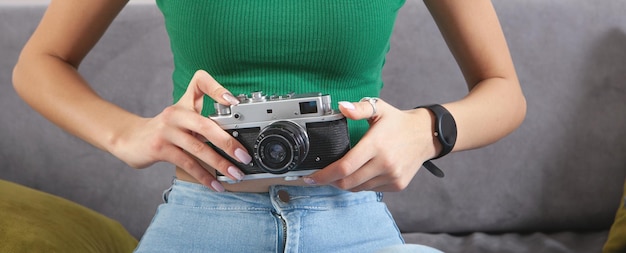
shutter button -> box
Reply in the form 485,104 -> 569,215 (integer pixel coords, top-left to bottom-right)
277,190 -> 290,203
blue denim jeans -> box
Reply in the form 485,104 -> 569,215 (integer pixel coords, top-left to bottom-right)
134,180 -> 441,253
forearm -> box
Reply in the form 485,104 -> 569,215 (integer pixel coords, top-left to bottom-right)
443,77 -> 526,152
12,53 -> 141,153
12,0 -> 133,153
423,0 -> 527,153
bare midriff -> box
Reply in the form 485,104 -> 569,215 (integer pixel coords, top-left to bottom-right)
175,166 -> 310,193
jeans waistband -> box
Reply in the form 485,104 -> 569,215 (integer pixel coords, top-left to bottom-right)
165,179 -> 383,212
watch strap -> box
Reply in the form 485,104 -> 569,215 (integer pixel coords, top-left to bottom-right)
423,160 -> 445,178
415,104 -> 457,178
415,104 -> 457,159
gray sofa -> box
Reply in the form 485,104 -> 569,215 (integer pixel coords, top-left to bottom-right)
1,1 -> 625,252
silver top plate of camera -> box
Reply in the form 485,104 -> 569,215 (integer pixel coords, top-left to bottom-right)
210,91 -> 344,129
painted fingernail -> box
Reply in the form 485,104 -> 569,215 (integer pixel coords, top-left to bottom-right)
211,180 -> 225,192
338,101 -> 355,110
235,148 -> 252,164
303,177 -> 317,185
222,93 -> 240,105
228,166 -> 245,181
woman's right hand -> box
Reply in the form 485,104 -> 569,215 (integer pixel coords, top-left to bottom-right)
110,70 -> 251,192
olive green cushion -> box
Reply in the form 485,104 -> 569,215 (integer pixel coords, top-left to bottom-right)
0,179 -> 138,253
604,180 -> 626,253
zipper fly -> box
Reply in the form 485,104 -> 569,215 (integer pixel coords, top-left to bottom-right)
275,213 -> 287,252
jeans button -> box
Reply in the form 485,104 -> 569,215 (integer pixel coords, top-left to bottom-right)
277,190 -> 290,203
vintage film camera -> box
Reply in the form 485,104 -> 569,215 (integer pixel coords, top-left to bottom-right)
209,91 -> 351,183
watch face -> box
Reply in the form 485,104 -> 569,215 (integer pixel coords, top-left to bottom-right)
441,113 -> 457,145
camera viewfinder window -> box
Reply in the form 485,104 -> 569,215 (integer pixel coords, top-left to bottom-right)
299,101 -> 318,114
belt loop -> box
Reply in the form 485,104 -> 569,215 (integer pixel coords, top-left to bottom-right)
162,177 -> 175,203
376,192 -> 384,202
162,186 -> 173,203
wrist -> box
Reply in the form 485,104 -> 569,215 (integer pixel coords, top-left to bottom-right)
413,104 -> 457,178
105,114 -> 146,156
415,104 -> 457,160
412,108 -> 442,160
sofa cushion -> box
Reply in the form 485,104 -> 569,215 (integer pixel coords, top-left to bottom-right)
603,180 -> 626,253
0,179 -> 138,253
403,231 -> 609,253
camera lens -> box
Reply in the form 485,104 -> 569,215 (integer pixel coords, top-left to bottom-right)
254,121 -> 309,174
261,138 -> 289,168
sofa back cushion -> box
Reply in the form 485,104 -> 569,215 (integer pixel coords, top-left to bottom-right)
382,0 -> 626,233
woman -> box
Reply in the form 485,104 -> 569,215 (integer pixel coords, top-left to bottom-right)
13,0 -> 526,252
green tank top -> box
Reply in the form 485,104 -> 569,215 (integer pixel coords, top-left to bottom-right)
156,0 -> 405,145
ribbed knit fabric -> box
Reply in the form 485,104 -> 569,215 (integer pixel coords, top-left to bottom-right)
156,0 -> 405,145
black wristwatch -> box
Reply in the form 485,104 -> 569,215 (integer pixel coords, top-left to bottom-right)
415,104 -> 457,178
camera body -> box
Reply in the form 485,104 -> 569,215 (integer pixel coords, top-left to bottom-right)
209,91 -> 350,183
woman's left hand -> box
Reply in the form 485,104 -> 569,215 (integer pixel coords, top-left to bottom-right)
304,98 -> 440,192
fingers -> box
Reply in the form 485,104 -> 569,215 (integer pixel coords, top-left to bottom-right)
338,98 -> 389,122
179,70 -> 239,112
165,107 -> 251,162
170,69 -> 252,189
304,140 -> 375,187
304,98 -> 420,192
168,126 -> 246,174
161,106 -> 251,181
176,70 -> 252,165
347,163 -> 416,192
303,99 -> 381,189
305,145 -> 415,192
